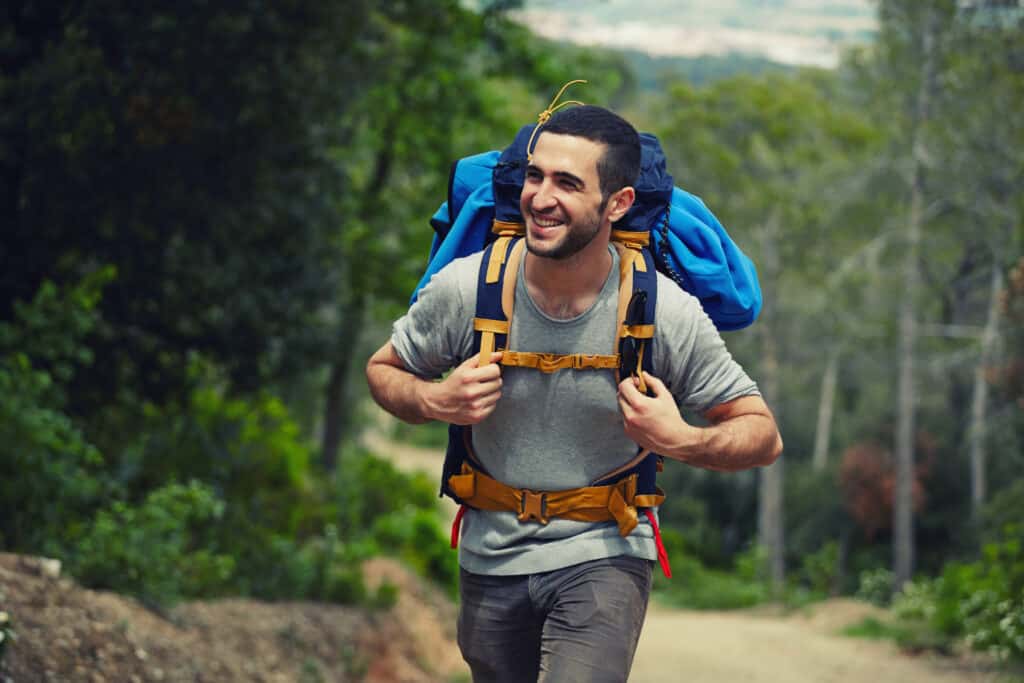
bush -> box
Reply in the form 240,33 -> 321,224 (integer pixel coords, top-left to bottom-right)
67,481 -> 235,607
856,567 -> 895,606
0,271 -> 114,553
855,525 -> 1024,662
800,541 -> 840,596
947,526 -> 1024,662
653,539 -> 768,610
371,507 -> 459,598
0,608 -> 14,663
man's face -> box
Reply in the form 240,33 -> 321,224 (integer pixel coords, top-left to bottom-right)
520,133 -> 609,261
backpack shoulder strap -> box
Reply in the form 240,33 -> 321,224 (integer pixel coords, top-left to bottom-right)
473,235 -> 525,365
613,237 -> 658,393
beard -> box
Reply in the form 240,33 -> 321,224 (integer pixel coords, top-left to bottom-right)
525,204 -> 604,260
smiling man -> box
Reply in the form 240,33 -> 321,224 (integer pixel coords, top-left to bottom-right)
365,105 -> 782,683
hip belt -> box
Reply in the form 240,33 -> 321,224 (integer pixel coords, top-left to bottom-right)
446,462 -> 665,537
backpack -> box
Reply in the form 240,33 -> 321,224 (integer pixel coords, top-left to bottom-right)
414,120 -> 761,579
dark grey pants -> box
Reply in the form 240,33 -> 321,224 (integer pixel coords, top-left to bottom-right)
457,556 -> 653,683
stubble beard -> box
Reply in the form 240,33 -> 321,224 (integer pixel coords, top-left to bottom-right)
525,202 -> 606,261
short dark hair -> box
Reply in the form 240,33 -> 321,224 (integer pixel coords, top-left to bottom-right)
539,104 -> 641,200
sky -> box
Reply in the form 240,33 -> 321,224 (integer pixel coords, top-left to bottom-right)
510,0 -> 877,68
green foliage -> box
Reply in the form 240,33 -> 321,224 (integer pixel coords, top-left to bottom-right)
952,528 -> 1024,662
854,525 -> 1024,661
0,271 -> 114,551
334,448 -> 457,596
336,449 -> 438,532
67,481 -> 235,607
654,554 -> 767,610
857,567 -> 896,607
372,508 -> 460,598
0,608 -> 14,663
800,541 -> 840,596
654,537 -> 768,610
392,420 -> 451,449
842,616 -> 907,641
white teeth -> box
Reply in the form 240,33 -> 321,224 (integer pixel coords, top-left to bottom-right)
533,214 -> 563,228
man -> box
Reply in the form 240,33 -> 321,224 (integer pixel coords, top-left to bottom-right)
365,105 -> 782,682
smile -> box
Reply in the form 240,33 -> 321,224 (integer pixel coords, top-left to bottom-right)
531,212 -> 564,229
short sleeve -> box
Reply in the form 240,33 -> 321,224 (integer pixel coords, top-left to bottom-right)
391,253 -> 479,378
653,275 -> 760,414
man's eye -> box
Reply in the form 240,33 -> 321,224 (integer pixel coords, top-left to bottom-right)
525,170 -> 541,181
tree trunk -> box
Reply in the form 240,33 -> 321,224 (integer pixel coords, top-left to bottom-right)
968,264 -> 1003,516
321,298 -> 365,471
812,347 -> 839,472
757,211 -> 785,593
894,8 -> 936,591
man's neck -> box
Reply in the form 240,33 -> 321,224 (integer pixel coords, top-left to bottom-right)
523,239 -> 613,320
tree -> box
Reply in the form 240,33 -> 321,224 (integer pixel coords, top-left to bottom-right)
655,71 -> 876,590
1,1 -> 376,429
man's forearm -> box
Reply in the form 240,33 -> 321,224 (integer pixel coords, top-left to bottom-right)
666,412 -> 782,472
366,342 -> 504,426
366,359 -> 434,424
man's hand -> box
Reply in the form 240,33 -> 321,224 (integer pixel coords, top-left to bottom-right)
421,352 -> 504,425
618,370 -> 783,471
617,371 -> 698,456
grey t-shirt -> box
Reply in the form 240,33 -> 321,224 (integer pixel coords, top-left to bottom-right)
392,245 -> 759,575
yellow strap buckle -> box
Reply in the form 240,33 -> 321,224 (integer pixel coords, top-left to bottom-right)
537,353 -> 571,372
517,490 -> 549,525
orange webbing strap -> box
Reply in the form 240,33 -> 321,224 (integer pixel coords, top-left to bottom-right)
501,239 -> 526,321
491,220 -> 525,237
478,236 -> 522,367
610,229 -> 651,252
500,351 -> 619,373
474,317 -> 509,366
612,242 -> 649,392
614,243 -> 636,350
485,236 -> 514,284
447,462 -> 665,538
620,323 -> 655,339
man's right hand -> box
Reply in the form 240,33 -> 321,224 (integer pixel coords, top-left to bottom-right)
420,352 -> 504,425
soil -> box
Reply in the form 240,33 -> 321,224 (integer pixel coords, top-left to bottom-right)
631,599 -> 1003,683
0,553 -> 467,683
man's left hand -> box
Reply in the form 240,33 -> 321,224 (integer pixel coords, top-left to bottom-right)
617,371 -> 699,456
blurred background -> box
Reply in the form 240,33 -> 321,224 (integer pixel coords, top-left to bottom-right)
2,0 -> 1023,677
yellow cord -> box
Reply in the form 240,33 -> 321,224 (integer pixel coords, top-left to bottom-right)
526,79 -> 587,161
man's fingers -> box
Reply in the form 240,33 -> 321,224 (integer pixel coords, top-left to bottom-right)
461,351 -> 504,369
642,371 -> 669,397
617,394 -> 633,419
618,376 -> 642,405
464,377 -> 502,401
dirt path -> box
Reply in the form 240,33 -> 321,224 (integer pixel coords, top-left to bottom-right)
364,425 -> 1000,683
630,601 -> 998,683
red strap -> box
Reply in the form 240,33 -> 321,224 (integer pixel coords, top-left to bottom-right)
644,509 -> 672,578
451,504 -> 467,549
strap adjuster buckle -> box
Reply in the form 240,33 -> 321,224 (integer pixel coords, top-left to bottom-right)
517,490 -> 549,525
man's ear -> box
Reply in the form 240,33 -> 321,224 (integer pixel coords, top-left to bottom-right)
606,186 -> 636,223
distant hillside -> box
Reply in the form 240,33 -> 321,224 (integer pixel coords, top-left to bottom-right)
511,0 -> 875,68
619,49 -> 795,91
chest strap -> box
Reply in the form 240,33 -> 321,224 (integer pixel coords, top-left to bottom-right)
446,462 -> 665,538
500,351 -> 620,373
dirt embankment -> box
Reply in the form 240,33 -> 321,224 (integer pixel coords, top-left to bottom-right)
0,554 -> 467,683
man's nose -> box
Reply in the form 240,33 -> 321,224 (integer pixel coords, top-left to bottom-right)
530,180 -> 557,211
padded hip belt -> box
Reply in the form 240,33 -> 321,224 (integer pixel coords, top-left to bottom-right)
447,462 -> 665,537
